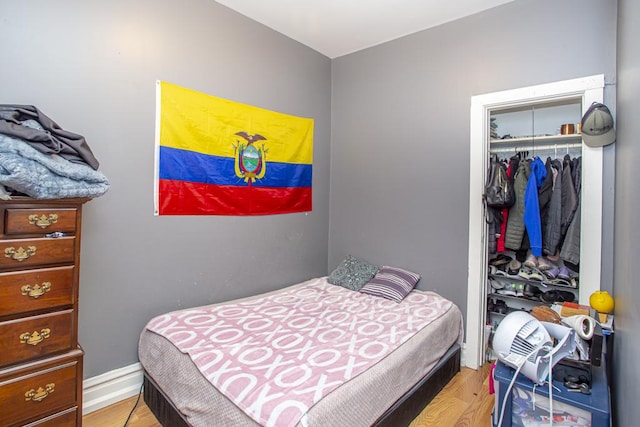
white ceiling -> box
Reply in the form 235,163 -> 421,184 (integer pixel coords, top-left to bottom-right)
215,0 -> 514,58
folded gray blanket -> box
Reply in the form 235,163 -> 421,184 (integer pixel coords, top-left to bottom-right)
0,133 -> 109,199
0,104 -> 99,169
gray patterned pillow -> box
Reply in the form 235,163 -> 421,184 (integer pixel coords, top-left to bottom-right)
328,255 -> 379,291
359,265 -> 421,302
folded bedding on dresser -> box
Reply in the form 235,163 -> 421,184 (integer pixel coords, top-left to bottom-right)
139,277 -> 463,427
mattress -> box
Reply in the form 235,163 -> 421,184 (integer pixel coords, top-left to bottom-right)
139,278 -> 463,427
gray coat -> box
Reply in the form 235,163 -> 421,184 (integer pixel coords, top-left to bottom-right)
560,198 -> 581,265
561,157 -> 582,264
487,208 -> 501,254
560,155 -> 579,235
543,159 -> 564,256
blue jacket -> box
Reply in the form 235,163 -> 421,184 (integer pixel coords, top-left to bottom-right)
523,157 -> 547,256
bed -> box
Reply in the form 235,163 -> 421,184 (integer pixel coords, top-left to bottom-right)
138,277 -> 463,427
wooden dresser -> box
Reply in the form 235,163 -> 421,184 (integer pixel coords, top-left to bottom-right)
0,198 -> 89,427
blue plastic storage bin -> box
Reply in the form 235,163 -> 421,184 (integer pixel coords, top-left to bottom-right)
492,358 -> 610,427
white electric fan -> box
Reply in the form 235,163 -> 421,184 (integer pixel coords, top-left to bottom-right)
492,311 -> 576,385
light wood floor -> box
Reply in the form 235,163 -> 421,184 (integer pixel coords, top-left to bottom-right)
83,363 -> 494,427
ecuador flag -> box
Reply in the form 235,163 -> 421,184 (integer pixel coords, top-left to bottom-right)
154,81 -> 313,216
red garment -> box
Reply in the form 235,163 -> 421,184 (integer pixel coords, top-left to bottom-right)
489,361 -> 496,394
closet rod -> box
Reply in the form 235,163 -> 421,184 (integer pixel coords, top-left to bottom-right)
489,142 -> 582,154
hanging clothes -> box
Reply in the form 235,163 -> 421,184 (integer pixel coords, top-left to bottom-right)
496,151 -> 582,269
538,157 -> 554,248
543,159 -> 564,256
496,157 -> 516,253
572,156 -> 582,195
560,155 -> 579,237
487,207 -> 501,255
560,157 -> 582,265
523,157 -> 547,257
561,197 -> 581,265
504,159 -> 531,251
538,157 -> 554,214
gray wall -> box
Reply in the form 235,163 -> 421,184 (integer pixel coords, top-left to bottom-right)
329,0 -> 616,325
0,0 -> 331,377
614,1 -> 640,426
2,2 -> 635,425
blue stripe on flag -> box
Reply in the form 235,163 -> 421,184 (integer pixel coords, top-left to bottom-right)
159,146 -> 312,188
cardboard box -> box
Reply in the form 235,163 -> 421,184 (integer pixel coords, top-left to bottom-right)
560,302 -> 590,317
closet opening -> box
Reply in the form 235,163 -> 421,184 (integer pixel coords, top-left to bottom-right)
465,75 -> 605,370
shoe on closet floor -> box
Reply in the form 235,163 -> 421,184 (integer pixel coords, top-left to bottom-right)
496,284 -> 517,296
523,283 -> 542,298
518,267 -> 544,281
490,253 -> 513,267
497,283 -> 525,297
558,266 -> 571,280
514,283 -> 524,297
489,278 -> 504,290
488,299 -> 509,315
537,257 -> 555,271
492,262 -> 510,277
528,269 -> 545,281
507,260 -> 522,275
540,289 -> 576,303
489,265 -> 507,277
524,254 -> 538,268
543,267 -> 560,279
517,268 -> 531,280
547,276 -> 576,288
493,299 -> 509,314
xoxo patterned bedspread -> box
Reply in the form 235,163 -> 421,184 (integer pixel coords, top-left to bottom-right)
142,277 -> 462,427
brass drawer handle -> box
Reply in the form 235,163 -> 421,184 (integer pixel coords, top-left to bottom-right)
28,214 -> 59,229
4,246 -> 37,262
25,383 -> 55,402
20,328 -> 51,346
21,282 -> 52,298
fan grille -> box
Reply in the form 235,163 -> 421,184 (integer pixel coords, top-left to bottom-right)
510,320 -> 549,362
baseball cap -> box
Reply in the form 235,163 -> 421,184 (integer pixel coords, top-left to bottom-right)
581,102 -> 616,147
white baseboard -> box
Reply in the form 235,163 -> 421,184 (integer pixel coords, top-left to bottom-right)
460,342 -> 467,368
82,362 -> 143,415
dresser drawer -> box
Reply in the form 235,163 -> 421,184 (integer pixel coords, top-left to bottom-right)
0,310 -> 74,368
23,406 -> 77,427
0,267 -> 75,317
0,237 -> 75,270
0,354 -> 80,427
3,208 -> 78,236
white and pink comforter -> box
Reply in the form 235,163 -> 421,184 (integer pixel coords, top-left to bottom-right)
145,277 -> 454,427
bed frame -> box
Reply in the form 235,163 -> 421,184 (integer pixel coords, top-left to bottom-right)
142,343 -> 461,427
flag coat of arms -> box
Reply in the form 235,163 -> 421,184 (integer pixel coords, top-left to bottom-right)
155,81 -> 313,215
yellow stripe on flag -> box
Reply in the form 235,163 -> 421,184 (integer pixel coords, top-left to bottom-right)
158,81 -> 313,164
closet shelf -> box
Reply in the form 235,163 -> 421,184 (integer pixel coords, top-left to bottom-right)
490,133 -> 582,145
490,134 -> 583,155
489,273 -> 578,289
488,291 -> 555,305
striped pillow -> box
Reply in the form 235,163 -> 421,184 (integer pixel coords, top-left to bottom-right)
359,266 -> 421,302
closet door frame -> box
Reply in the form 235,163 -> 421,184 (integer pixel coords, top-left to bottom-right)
465,75 -> 605,370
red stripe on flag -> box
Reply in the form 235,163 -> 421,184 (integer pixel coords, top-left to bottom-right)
158,179 -> 312,215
